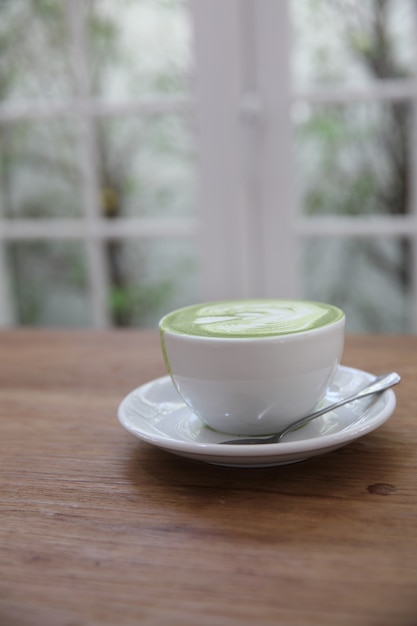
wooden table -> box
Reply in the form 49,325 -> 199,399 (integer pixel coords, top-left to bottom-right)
1,331 -> 417,626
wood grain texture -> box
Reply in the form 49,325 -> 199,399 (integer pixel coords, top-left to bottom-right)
1,330 -> 416,626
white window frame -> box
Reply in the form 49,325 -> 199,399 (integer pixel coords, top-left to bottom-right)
0,0 -> 416,331
191,0 -> 298,301
192,0 -> 417,332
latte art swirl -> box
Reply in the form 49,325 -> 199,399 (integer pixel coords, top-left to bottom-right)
160,299 -> 344,338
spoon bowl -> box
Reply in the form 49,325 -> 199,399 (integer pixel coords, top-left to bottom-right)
220,371 -> 401,445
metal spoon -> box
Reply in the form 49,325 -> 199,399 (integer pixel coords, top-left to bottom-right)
220,371 -> 401,445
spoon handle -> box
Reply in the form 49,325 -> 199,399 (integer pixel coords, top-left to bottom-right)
221,371 -> 401,445
275,371 -> 401,442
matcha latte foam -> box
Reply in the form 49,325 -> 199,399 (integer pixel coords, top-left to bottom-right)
159,299 -> 344,339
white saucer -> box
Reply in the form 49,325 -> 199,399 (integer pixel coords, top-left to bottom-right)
117,365 -> 396,468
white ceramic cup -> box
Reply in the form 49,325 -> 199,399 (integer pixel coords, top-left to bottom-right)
159,299 -> 345,436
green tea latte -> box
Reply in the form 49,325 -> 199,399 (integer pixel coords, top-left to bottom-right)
159,299 -> 344,338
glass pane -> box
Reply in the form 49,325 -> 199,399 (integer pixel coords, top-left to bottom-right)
302,236 -> 411,332
0,119 -> 82,219
294,100 -> 412,216
96,114 -> 195,218
0,1 -> 191,105
88,0 -> 192,100
291,0 -> 417,88
0,2 -> 72,104
8,240 -> 91,326
105,237 -> 197,327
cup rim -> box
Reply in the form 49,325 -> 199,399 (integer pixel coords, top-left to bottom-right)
159,300 -> 345,342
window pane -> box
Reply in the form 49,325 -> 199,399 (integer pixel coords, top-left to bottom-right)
106,237 -> 197,327
302,236 -> 411,332
0,1 -> 192,105
0,119 -> 82,219
88,0 -> 192,100
291,0 -> 417,88
8,237 -> 197,328
294,100 -> 412,216
0,2 -> 72,105
97,114 -> 195,219
8,240 -> 91,326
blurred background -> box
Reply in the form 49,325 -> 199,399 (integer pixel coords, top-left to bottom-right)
0,0 -> 416,333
